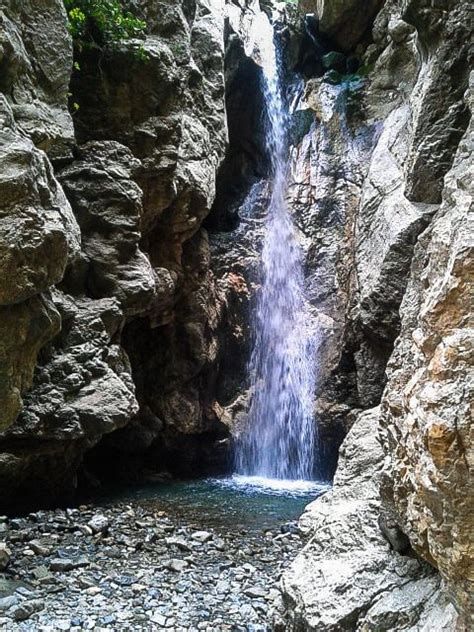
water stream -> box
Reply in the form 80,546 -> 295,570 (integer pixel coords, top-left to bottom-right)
236,15 -> 320,482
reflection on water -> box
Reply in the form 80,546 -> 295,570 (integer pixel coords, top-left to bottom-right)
88,477 -> 329,533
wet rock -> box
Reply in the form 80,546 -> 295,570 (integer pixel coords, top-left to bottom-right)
322,51 -> 346,73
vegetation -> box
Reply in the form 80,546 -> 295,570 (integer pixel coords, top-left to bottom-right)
63,0 -> 146,49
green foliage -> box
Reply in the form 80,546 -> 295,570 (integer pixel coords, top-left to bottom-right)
64,0 -> 146,48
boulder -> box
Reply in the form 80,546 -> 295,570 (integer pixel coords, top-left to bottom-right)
281,408 -> 459,630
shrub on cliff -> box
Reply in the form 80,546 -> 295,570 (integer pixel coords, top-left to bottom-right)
63,0 -> 146,49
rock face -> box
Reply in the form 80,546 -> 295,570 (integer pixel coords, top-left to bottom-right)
281,1 -> 472,629
0,0 -> 234,501
281,408 -> 458,631
298,0 -> 384,52
0,0 -> 80,434
380,76 -> 474,622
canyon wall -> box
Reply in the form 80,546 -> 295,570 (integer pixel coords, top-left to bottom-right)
0,0 -> 472,627
281,0 -> 473,629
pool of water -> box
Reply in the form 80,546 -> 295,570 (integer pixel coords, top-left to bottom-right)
88,476 -> 329,533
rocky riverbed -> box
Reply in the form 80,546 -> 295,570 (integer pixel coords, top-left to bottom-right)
0,481 -> 319,631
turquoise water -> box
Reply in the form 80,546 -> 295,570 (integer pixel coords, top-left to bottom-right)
91,476 -> 329,532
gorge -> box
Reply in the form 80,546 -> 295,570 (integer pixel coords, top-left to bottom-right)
0,0 -> 472,630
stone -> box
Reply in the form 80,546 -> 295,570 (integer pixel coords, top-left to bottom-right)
165,559 -> 189,573
165,537 -> 193,553
191,531 -> 212,543
87,514 -> 109,535
10,599 -> 45,621
0,543 -> 11,570
49,557 -> 89,572
244,587 -> 267,599
0,595 -> 18,611
29,540 -> 51,556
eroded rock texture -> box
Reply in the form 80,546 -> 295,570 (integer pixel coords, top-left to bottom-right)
0,0 -> 472,624
380,76 -> 474,623
281,0 -> 472,628
282,408 -> 458,631
0,2 -> 80,434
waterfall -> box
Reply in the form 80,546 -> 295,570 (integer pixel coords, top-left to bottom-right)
236,14 -> 320,481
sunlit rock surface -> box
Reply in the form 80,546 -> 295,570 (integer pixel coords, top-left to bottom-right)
281,408 -> 458,631
380,74 -> 474,624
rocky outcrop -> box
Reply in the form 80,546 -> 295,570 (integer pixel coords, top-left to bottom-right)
0,0 -> 272,499
0,0 -> 80,435
281,0 -> 472,628
281,407 -> 458,630
298,0 -> 384,52
380,75 -> 474,623
0,4 -> 472,628
0,0 -> 75,160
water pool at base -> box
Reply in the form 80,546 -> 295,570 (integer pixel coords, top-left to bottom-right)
87,476 -> 330,533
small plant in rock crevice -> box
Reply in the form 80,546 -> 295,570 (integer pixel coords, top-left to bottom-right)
64,0 -> 149,114
63,0 -> 147,53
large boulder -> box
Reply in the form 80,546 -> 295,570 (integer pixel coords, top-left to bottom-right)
281,408 -> 458,630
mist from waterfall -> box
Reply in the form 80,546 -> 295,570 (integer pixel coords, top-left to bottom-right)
235,14 -> 320,481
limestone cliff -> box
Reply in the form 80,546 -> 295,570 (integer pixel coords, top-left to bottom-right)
281,0 -> 472,629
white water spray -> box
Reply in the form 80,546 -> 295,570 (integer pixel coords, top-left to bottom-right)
236,14 -> 320,481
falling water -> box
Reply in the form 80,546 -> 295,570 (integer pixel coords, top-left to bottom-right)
236,15 -> 320,481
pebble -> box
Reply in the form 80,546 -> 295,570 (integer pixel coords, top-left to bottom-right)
165,558 -> 189,572
191,530 -> 212,543
0,543 -> 11,570
0,499 -> 300,629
